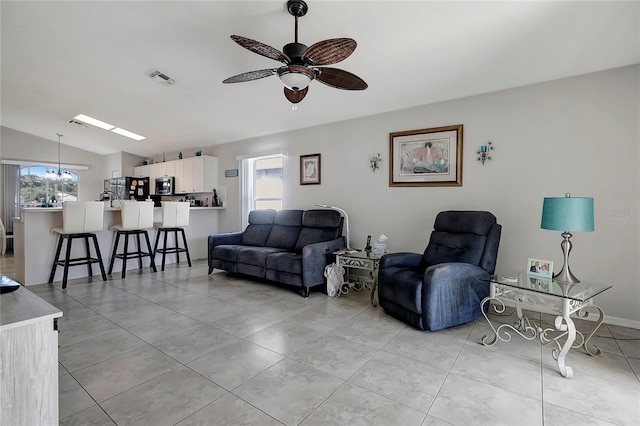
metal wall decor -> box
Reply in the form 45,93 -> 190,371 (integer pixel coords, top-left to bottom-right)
370,153 -> 382,172
477,141 -> 494,165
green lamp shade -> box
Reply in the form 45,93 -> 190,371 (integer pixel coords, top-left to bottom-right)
541,196 -> 594,232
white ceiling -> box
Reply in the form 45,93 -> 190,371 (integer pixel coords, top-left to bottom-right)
2,1 -> 638,157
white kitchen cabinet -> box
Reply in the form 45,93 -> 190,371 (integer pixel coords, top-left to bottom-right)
174,155 -> 218,194
157,161 -> 175,178
173,158 -> 186,194
133,165 -> 150,178
148,164 -> 159,195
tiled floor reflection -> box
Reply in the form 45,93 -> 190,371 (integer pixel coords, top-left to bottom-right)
26,261 -> 640,425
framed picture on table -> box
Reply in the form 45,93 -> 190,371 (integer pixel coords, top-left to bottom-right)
389,124 -> 463,187
300,153 -> 321,185
527,258 -> 553,279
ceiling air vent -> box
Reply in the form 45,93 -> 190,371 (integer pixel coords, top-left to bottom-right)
67,118 -> 87,127
147,69 -> 176,85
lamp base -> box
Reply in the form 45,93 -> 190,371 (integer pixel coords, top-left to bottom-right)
553,231 -> 580,283
553,266 -> 580,284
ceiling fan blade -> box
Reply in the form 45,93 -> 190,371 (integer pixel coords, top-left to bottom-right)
284,87 -> 309,104
230,35 -> 290,63
316,67 -> 368,90
223,68 -> 277,84
302,38 -> 356,66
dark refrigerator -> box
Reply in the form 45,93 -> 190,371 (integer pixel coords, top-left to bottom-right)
110,177 -> 150,201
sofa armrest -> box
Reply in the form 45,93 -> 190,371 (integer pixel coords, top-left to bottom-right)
208,231 -> 243,257
209,231 -> 243,247
379,252 -> 422,270
301,236 -> 346,286
422,262 -> 491,330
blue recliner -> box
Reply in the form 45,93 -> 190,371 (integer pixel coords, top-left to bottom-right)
378,211 -> 501,331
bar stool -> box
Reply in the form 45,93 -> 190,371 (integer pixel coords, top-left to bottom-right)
108,201 -> 157,278
153,202 -> 191,271
49,201 -> 107,289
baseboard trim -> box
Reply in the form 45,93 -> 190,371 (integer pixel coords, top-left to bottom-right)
604,315 -> 640,330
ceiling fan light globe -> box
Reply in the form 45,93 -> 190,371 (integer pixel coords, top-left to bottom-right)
280,72 -> 311,91
278,66 -> 314,91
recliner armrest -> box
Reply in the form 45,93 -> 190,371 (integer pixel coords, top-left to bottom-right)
379,252 -> 422,269
301,236 -> 346,286
420,262 -> 492,331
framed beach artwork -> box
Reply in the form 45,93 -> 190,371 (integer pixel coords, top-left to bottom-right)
300,153 -> 321,185
389,124 -> 463,187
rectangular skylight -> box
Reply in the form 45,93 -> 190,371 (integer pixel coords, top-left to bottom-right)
111,127 -> 146,141
73,113 -> 146,141
74,114 -> 115,130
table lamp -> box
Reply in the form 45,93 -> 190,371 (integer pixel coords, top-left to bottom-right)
541,193 -> 594,283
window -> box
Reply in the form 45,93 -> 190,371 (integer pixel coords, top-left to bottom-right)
19,166 -> 78,207
240,153 -> 284,228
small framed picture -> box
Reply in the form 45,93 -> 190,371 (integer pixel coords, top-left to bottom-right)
300,153 -> 321,185
527,258 -> 553,279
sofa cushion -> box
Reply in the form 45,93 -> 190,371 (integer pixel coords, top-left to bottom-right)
265,252 -> 302,274
240,209 -> 276,246
238,247 -> 286,267
294,210 -> 342,253
265,210 -> 303,250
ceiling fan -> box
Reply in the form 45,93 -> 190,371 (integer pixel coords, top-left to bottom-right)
222,0 -> 368,105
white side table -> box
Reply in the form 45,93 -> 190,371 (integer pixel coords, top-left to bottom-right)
480,273 -> 611,378
335,250 -> 381,306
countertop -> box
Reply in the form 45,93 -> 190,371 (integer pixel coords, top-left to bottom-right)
20,206 -> 224,212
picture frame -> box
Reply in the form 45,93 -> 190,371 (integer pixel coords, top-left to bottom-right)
527,258 -> 554,279
389,124 -> 463,187
300,153 -> 321,185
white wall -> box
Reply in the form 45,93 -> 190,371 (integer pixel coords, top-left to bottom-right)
209,65 -> 640,327
1,127 -> 108,202
1,66 -> 637,326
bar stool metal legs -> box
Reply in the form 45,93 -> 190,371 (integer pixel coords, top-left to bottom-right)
153,227 -> 191,271
108,229 -> 157,278
48,232 -> 107,289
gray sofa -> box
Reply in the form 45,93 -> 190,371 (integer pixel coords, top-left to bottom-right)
208,209 -> 345,296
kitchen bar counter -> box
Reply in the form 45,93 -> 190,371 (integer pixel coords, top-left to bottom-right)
13,206 -> 222,285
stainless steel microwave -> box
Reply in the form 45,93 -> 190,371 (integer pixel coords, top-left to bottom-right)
155,177 -> 174,195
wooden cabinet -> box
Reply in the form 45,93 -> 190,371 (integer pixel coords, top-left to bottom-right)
1,285 -> 63,426
174,155 -> 218,194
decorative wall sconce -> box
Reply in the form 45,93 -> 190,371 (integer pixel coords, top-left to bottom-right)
370,153 -> 382,172
477,141 -> 495,165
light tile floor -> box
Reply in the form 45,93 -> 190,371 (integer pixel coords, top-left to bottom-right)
24,260 -> 640,425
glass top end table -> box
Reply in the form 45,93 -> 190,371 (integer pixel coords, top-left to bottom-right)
334,250 -> 382,306
480,272 -> 612,378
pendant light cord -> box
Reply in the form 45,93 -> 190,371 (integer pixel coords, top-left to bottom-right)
57,133 -> 63,178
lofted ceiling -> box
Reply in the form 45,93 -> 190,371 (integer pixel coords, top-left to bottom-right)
1,1 -> 638,157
